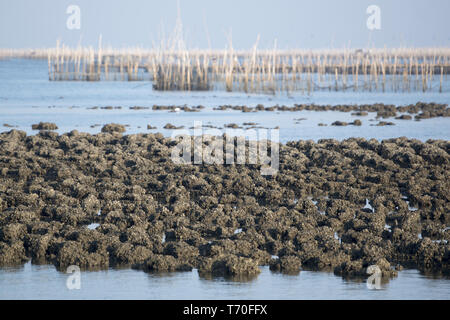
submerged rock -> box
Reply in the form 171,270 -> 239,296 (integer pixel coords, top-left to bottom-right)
396,114 -> 412,120
351,111 -> 369,116
101,123 -> 126,133
331,121 -> 348,126
224,123 -> 241,129
375,121 -> 395,126
163,123 -> 184,129
31,122 -> 58,130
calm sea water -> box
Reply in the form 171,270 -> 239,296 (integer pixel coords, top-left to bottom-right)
0,58 -> 449,299
0,261 -> 449,300
0,59 -> 449,142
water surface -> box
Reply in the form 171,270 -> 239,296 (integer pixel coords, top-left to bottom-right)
1,59 -> 449,142
0,261 -> 449,300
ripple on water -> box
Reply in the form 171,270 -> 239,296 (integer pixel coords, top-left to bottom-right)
0,263 -> 449,299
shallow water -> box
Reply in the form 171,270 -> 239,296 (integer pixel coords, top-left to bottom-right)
1,59 -> 449,142
0,261 -> 449,300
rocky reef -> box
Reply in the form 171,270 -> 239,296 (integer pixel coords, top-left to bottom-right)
0,127 -> 448,281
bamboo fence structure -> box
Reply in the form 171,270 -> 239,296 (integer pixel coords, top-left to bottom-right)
2,45 -> 449,94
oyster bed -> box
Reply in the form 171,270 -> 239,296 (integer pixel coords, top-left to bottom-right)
0,128 -> 448,280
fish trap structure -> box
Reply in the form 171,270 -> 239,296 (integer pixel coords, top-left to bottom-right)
47,43 -> 149,81
44,44 -> 450,94
151,54 -> 211,91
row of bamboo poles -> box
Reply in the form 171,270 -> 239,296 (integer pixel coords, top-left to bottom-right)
3,45 -> 449,93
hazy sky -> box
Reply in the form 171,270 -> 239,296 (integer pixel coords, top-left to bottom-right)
1,0 -> 449,49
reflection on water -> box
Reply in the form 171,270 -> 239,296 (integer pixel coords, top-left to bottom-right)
0,261 -> 449,299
